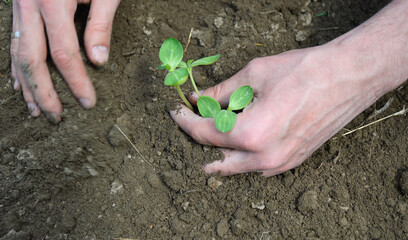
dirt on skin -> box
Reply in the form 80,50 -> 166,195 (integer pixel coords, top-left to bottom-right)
1,0 -> 408,239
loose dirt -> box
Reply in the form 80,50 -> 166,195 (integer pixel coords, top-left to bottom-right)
1,0 -> 407,239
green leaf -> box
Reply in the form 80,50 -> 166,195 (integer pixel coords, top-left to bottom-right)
191,54 -> 220,67
159,38 -> 184,71
214,110 -> 236,133
187,59 -> 194,69
157,64 -> 170,70
197,96 -> 221,118
164,68 -> 189,86
228,85 -> 254,111
177,61 -> 188,69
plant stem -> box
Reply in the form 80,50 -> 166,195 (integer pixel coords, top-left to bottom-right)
176,86 -> 194,111
188,70 -> 201,97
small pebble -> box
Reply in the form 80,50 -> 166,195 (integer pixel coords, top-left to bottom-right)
207,177 -> 223,189
339,217 -> 348,227
110,180 -> 124,195
214,17 -> 224,28
297,190 -> 318,214
251,201 -> 265,210
282,171 -> 294,187
181,202 -> 190,211
295,30 -> 311,42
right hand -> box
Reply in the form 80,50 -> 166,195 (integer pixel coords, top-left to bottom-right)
171,45 -> 383,176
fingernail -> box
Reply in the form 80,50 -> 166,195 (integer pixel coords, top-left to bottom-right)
189,90 -> 204,100
27,103 -> 40,117
13,80 -> 19,90
91,45 -> 109,65
44,112 -> 61,125
79,98 -> 94,109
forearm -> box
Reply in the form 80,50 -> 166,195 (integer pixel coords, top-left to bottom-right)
328,0 -> 408,97
283,0 -> 408,153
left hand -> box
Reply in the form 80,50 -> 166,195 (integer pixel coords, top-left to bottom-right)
10,0 -> 120,124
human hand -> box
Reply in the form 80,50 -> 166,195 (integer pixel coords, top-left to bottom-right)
10,0 -> 120,124
170,45 -> 384,176
171,0 -> 408,177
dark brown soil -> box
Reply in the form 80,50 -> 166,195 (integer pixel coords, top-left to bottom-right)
1,0 -> 408,239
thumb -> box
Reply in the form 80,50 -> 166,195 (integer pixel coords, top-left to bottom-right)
190,69 -> 249,107
84,0 -> 120,66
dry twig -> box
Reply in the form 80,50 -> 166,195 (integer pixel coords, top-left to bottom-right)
114,124 -> 155,169
0,93 -> 19,106
342,105 -> 407,137
184,27 -> 194,53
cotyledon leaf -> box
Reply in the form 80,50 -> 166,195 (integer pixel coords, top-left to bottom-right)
214,110 -> 237,133
228,85 -> 254,111
159,38 -> 184,71
197,96 -> 221,118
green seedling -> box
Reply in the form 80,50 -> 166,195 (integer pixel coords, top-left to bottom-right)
158,38 -> 253,133
213,85 -> 253,132
158,38 -> 219,111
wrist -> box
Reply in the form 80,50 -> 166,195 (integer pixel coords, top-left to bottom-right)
325,0 -> 408,98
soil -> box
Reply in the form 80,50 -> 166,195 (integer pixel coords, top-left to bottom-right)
1,0 -> 408,239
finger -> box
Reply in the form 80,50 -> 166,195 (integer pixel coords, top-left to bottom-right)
261,155 -> 308,177
84,0 -> 120,66
16,68 -> 41,117
11,64 -> 20,90
205,149 -> 287,176
170,104 -> 243,148
40,1 -> 96,109
204,149 -> 255,176
11,0 -> 20,90
17,0 -> 61,119
261,161 -> 297,177
12,6 -> 41,117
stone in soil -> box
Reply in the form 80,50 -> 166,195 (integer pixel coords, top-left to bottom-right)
297,190 -> 318,214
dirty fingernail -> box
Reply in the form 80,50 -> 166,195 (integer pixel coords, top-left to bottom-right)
27,103 -> 40,117
79,98 -> 94,109
189,90 -> 203,100
44,112 -> 61,125
91,45 -> 109,65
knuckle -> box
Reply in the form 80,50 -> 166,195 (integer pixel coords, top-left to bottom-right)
190,126 -> 209,145
17,53 -> 38,68
36,89 -> 60,110
39,0 -> 77,16
245,57 -> 266,78
67,78 -> 84,93
10,44 -> 18,58
190,128 -> 205,144
51,48 -> 74,69
238,130 -> 262,151
88,21 -> 111,33
210,84 -> 224,100
38,0 -> 52,5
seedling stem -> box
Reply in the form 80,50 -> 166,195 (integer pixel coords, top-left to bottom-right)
188,70 -> 201,97
176,85 -> 194,111
158,38 -> 253,133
